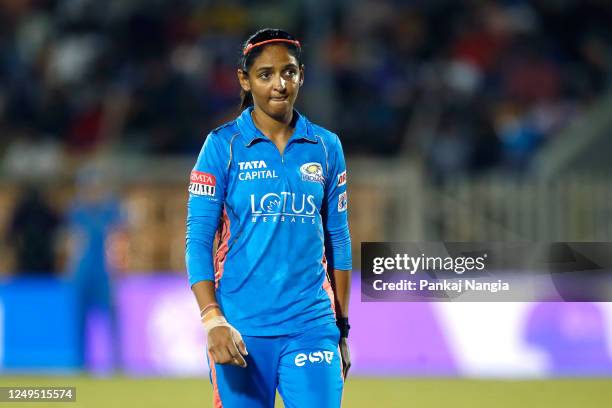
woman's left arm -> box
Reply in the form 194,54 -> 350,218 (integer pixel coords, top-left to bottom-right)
322,133 -> 353,379
332,268 -> 351,379
332,269 -> 350,319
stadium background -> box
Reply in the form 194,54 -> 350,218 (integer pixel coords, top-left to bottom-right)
1,0 -> 612,406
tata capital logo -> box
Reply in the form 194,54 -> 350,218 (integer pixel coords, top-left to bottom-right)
294,351 -> 334,367
238,160 -> 278,181
300,162 -> 324,183
250,192 -> 316,224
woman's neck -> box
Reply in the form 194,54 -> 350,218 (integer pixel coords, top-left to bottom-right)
251,107 -> 295,143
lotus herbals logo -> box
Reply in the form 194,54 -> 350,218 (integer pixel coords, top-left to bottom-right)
249,192 -> 316,224
300,162 -> 324,183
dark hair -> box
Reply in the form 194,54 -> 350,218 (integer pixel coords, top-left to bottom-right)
239,28 -> 302,110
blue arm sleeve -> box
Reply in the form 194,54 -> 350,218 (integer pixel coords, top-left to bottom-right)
185,133 -> 228,286
323,134 -> 352,270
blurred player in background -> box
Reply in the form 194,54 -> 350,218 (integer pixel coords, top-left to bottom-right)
6,185 -> 60,276
186,28 -> 352,407
66,165 -> 126,371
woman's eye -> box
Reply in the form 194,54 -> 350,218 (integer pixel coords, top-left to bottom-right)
284,70 -> 296,78
259,72 -> 271,80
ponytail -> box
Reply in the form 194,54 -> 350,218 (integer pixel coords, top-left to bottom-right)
240,89 -> 254,110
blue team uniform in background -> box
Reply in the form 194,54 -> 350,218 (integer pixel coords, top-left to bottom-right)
186,107 -> 351,407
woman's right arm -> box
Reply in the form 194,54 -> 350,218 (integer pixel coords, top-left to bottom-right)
186,132 -> 247,367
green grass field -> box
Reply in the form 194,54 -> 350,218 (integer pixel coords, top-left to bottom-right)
1,376 -> 611,407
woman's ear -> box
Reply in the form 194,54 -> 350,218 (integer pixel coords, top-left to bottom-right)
299,64 -> 305,87
237,69 -> 251,92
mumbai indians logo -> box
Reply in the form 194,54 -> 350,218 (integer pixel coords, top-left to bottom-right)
300,162 -> 324,183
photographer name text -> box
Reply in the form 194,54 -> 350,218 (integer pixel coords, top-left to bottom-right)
372,278 -> 510,293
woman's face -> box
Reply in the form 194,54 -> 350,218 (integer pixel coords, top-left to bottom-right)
238,44 -> 304,120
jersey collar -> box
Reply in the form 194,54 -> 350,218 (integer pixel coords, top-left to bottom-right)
237,107 -> 317,147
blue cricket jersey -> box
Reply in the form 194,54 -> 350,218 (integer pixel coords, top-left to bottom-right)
185,107 -> 352,336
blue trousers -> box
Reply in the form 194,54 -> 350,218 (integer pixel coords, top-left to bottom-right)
208,322 -> 344,407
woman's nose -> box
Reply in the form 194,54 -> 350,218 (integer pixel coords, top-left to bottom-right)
274,75 -> 287,91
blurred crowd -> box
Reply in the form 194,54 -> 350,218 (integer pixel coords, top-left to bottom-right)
326,0 -> 611,177
0,0 -> 611,179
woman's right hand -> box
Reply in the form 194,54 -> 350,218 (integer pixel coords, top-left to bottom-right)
191,282 -> 248,367
207,325 -> 248,367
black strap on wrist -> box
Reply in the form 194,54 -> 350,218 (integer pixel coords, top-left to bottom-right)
336,317 -> 350,338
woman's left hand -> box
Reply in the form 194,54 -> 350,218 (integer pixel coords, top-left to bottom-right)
339,337 -> 351,379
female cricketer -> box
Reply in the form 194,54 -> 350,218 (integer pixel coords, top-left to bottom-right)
185,28 -> 352,407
